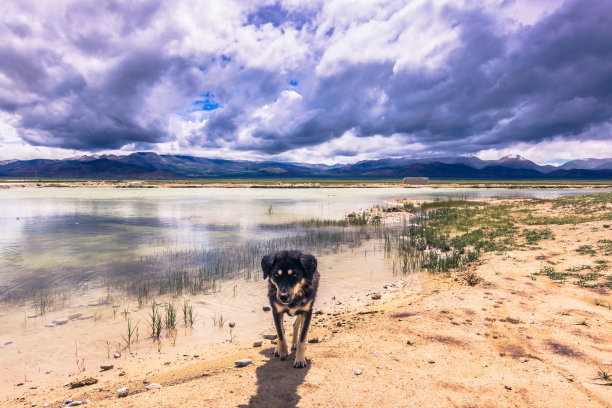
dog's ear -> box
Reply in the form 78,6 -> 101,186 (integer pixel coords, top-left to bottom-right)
261,253 -> 276,279
299,252 -> 317,279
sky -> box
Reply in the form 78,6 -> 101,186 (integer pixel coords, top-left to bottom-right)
1,0 -> 611,165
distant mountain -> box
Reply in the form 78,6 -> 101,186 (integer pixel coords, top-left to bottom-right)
0,152 -> 611,180
559,158 -> 612,171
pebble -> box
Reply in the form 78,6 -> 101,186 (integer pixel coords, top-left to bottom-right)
354,369 -> 362,375
314,309 -> 323,315
263,334 -> 277,340
67,401 -> 82,406
52,318 -> 69,325
145,383 -> 162,390
117,387 -> 128,397
308,337 -> 320,344
253,340 -> 263,347
100,365 -> 113,371
371,293 -> 382,300
262,306 -> 271,312
4,341 -> 13,345
113,352 -> 121,358
229,322 -> 236,328
235,359 -> 252,367
504,385 -> 512,391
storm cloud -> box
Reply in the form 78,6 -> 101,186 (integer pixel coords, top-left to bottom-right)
1,0 -> 611,163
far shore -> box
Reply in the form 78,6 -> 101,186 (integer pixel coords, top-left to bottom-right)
1,178 -> 612,190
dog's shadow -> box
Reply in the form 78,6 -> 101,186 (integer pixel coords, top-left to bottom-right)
238,347 -> 310,408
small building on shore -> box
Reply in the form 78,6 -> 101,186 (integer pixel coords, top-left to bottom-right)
402,177 -> 430,185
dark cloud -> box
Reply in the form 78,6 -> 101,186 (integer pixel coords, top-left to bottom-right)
223,0 -> 612,157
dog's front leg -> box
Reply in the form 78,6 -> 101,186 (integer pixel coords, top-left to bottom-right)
292,314 -> 304,351
293,310 -> 312,368
272,308 -> 288,360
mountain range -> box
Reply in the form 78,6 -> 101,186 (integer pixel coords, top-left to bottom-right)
0,153 -> 611,180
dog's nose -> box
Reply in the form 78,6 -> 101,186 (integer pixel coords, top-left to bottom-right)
279,293 -> 289,302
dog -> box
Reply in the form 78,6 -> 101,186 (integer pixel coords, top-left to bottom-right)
261,250 -> 319,368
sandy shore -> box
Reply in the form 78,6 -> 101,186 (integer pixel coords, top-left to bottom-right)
2,202 -> 611,407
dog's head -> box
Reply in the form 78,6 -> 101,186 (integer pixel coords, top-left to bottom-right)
261,250 -> 317,305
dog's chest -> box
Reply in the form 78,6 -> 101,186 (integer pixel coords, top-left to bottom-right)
275,300 -> 313,316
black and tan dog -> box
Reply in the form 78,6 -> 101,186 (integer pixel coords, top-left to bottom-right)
261,250 -> 319,368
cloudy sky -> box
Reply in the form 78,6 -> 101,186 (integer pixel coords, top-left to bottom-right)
1,0 -> 611,164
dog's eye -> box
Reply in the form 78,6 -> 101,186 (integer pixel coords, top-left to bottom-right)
277,270 -> 282,276
287,269 -> 293,275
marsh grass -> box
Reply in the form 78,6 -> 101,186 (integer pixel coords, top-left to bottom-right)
182,300 -> 196,328
165,303 -> 177,333
148,304 -> 163,339
122,317 -> 139,349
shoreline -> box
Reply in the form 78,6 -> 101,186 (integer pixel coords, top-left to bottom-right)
2,195 -> 611,407
1,180 -> 611,190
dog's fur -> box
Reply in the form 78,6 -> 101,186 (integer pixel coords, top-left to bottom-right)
261,250 -> 319,368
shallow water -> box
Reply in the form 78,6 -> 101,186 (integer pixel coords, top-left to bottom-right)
0,187 -> 608,302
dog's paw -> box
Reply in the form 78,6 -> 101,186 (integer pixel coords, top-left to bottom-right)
293,356 -> 308,368
274,342 -> 288,360
291,343 -> 297,351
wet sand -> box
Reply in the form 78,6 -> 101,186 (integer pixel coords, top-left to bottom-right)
2,204 -> 611,407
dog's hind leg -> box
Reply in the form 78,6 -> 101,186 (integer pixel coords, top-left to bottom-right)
293,310 -> 312,368
272,308 -> 288,360
292,314 -> 304,351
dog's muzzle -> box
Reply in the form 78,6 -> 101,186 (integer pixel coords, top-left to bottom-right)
278,292 -> 291,304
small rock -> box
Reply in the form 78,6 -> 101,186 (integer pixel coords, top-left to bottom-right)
406,340 -> 414,345
145,383 -> 162,390
69,377 -> 98,389
52,318 -> 69,325
373,351 -> 378,356
117,387 -> 128,397
262,306 -> 271,312
84,400 -> 90,405
113,352 -> 121,359
314,309 -> 323,315
228,322 -> 236,328
67,401 -> 83,406
371,293 -> 382,300
235,359 -> 252,367
428,360 -> 435,364
253,340 -> 263,347
308,337 -> 320,344
100,365 -> 113,371
354,369 -> 362,375
504,385 -> 512,391
65,400 -> 72,404
263,334 -> 277,340
3,341 -> 13,345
